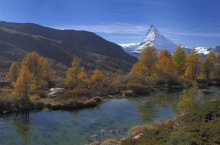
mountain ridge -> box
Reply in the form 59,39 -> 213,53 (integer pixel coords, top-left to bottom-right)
121,25 -> 177,57
120,25 -> 219,57
0,21 -> 136,74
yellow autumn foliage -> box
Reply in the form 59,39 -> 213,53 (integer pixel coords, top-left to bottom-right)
5,62 -> 20,82
13,66 -> 31,103
184,49 -> 200,80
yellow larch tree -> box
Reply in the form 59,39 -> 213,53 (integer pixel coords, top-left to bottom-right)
39,57 -> 55,82
129,45 -> 157,77
203,52 -> 216,81
91,69 -> 105,88
78,68 -> 88,88
214,54 -> 220,82
5,62 -> 20,82
66,59 -> 81,89
172,45 -> 186,76
154,50 -> 176,82
184,49 -> 200,80
22,51 -> 55,90
22,52 -> 41,82
214,54 -> 220,83
13,65 -> 32,104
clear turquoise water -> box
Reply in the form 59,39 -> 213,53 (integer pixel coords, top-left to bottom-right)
0,87 -> 219,145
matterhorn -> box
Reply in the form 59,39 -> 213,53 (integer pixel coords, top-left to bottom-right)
121,25 -> 177,57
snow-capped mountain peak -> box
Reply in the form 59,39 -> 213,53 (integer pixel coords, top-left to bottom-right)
120,25 -> 219,57
121,25 -> 177,57
144,25 -> 160,42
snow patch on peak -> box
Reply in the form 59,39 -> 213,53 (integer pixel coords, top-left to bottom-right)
120,43 -> 139,48
194,47 -> 211,55
143,25 -> 160,42
119,43 -> 140,57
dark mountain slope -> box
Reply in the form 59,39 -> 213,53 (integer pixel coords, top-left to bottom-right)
0,27 -> 73,65
0,21 -> 136,74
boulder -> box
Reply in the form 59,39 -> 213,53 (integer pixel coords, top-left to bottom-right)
49,88 -> 66,95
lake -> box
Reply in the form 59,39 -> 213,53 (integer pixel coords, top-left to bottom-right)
0,87 -> 219,145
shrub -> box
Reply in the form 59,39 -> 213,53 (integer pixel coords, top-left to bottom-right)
30,95 -> 41,101
36,90 -> 47,98
128,124 -> 153,138
62,88 -> 92,98
0,88 -> 19,112
55,78 -> 67,88
197,73 -> 206,82
111,80 -> 126,90
177,83 -> 199,114
126,82 -> 144,88
100,139 -> 121,145
121,100 -> 220,145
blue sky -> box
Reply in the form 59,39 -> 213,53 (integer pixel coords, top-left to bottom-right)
0,0 -> 219,48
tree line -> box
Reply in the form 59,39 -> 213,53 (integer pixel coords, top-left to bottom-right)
129,45 -> 220,85
4,46 -> 220,104
5,51 -> 110,104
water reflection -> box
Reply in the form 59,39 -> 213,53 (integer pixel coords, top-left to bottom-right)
128,91 -> 182,123
13,112 -> 34,145
0,87 -> 219,145
137,101 -> 158,122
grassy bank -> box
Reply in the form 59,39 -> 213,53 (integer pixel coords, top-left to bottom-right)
0,88 -> 102,115
95,100 -> 220,145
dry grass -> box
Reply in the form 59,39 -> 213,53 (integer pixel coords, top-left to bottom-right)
128,124 -> 154,138
0,88 -> 17,103
30,95 -> 41,102
100,139 -> 121,145
126,82 -> 144,89
61,88 -> 92,99
128,122 -> 165,138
